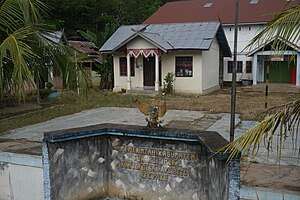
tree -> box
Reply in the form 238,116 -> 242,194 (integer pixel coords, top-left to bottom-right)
77,24 -> 116,90
43,0 -> 178,37
0,0 -> 46,106
0,0 -> 88,106
220,5 -> 300,162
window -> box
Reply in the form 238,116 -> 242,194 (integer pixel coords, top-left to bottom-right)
238,27 -> 241,31
119,57 -> 135,76
204,2 -> 213,7
237,61 -> 242,73
228,61 -> 233,73
249,26 -> 251,31
175,56 -> 193,77
246,61 -> 252,73
250,0 -> 259,4
228,61 -> 243,73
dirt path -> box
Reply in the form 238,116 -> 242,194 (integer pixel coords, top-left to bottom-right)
0,103 -> 41,116
241,162 -> 300,192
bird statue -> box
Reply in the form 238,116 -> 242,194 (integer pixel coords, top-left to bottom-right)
133,99 -> 167,128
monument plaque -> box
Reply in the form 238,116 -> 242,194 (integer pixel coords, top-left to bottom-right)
43,124 -> 238,200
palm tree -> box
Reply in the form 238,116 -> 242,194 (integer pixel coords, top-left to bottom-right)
0,0 -> 88,106
220,4 -> 300,162
77,24 -> 116,90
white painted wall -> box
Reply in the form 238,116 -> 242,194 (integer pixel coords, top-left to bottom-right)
127,36 -> 156,49
162,50 -> 203,93
114,50 -> 204,93
222,24 -> 265,82
113,37 -> 157,91
0,153 -> 43,200
113,53 -> 144,92
223,24 -> 265,54
113,37 -> 221,94
202,38 -> 220,93
114,47 -> 224,94
223,55 -> 253,82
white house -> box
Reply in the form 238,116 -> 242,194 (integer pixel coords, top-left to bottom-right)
144,0 -> 300,86
100,22 -> 231,94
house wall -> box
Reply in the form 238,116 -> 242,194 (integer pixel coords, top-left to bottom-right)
162,51 -> 203,93
202,38 -> 220,93
114,50 -> 205,94
223,24 -> 265,53
113,53 -> 144,92
113,37 -> 157,92
0,153 -> 43,200
222,24 -> 265,82
223,55 -> 254,82
127,36 -> 156,49
113,37 -> 221,94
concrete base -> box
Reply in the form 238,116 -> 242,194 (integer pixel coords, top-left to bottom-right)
43,124 -> 232,200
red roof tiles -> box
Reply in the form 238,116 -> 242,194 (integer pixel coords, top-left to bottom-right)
144,0 -> 300,25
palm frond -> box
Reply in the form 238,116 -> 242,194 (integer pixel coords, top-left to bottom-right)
0,31 -> 37,101
0,0 -> 48,32
219,99 -> 300,162
245,5 -> 300,52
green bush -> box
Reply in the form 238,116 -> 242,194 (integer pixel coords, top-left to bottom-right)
163,72 -> 175,95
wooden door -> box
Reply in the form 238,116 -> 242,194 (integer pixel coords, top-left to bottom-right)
143,57 -> 155,86
264,61 -> 291,83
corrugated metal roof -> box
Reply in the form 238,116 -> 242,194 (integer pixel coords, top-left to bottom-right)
100,22 -> 231,56
144,0 -> 300,25
44,31 -> 64,44
100,25 -> 146,52
139,32 -> 173,50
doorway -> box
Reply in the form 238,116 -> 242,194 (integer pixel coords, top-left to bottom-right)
143,57 -> 161,87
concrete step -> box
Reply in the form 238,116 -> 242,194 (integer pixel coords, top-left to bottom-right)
241,186 -> 300,200
126,88 -> 159,96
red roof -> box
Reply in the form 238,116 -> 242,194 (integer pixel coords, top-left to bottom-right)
144,0 -> 300,25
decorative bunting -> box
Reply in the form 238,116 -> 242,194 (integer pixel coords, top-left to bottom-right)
127,48 -> 159,58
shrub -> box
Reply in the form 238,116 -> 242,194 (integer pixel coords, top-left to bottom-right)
163,72 -> 175,95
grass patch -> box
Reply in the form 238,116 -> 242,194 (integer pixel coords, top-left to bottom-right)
0,91 -> 163,133
0,87 -> 299,133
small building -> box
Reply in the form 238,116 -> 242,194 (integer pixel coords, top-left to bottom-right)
144,0 -> 300,86
100,22 -> 231,94
68,41 -> 102,88
246,38 -> 300,85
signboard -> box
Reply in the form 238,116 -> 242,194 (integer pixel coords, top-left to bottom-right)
270,55 -> 284,61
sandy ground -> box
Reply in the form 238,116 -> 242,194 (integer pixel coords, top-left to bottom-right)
241,162 -> 300,192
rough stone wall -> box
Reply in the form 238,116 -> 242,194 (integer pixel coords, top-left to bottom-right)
47,136 -> 109,200
45,131 -> 230,200
108,136 -> 212,200
229,159 -> 240,200
208,158 -> 229,200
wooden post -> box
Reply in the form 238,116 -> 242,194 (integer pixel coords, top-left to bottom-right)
127,54 -> 131,90
230,0 -> 239,143
75,51 -> 79,95
265,65 -> 269,109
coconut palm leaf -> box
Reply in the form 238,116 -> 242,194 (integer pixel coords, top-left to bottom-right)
77,30 -> 98,45
0,29 -> 38,101
220,99 -> 300,162
0,0 -> 89,104
222,5 -> 300,162
0,0 -> 48,103
245,5 -> 300,52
